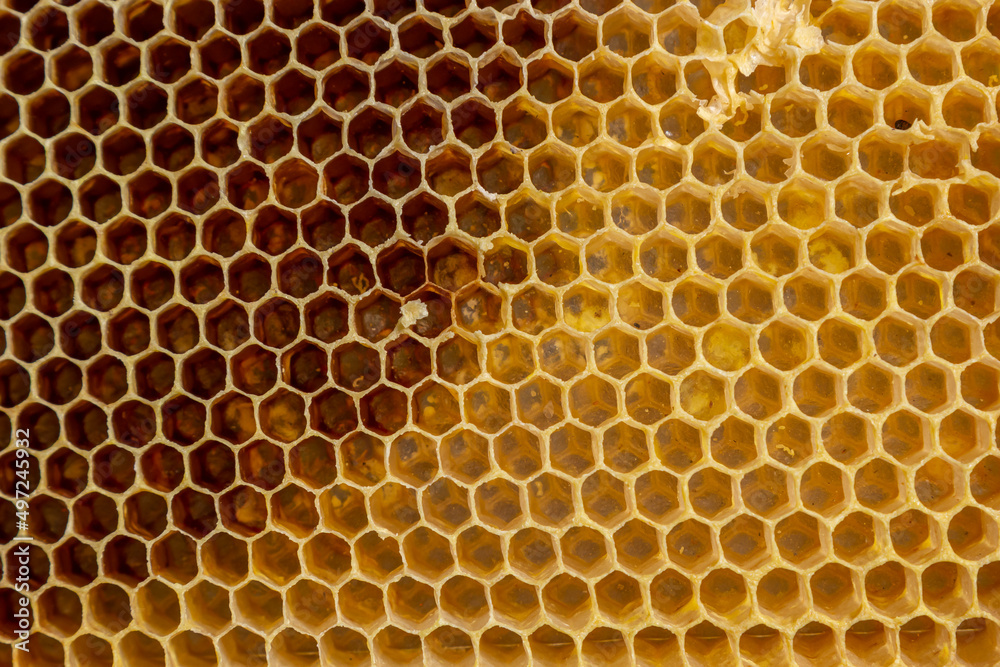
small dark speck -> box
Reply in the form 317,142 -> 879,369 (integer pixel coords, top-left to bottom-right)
894,119 -> 911,130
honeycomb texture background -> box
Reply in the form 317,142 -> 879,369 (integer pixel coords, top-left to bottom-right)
5,0 -> 1000,664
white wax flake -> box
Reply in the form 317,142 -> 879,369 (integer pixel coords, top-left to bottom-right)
399,300 -> 429,327
739,0 -> 822,75
699,0 -> 823,124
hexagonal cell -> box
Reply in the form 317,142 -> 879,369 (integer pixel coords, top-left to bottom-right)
772,180 -> 827,232
760,415 -> 811,469
551,100 -> 599,149
398,16 -> 443,56
609,282 -> 662,334
752,319 -> 809,371
880,408 -> 930,465
336,108 -> 386,161
689,234 -> 740,285
343,19 -> 389,65
336,432 -> 384,488
484,237 -> 529,287
798,132 -> 850,184
878,410 -> 930,466
666,519 -> 717,572
648,570 -> 695,627
688,136 -> 735,187
582,142 -> 630,192
600,7 -> 650,57
478,51 -> 522,102
455,526 -> 503,580
911,137 -> 962,183
948,506 -> 998,560
854,457 -> 905,513
960,361 -> 1000,410
444,100 -> 493,152
943,81 -> 988,131
526,142 -> 575,194
828,512 -> 877,567
734,368 -> 783,419
474,477 -> 523,530
865,561 -> 920,617
606,99 -> 654,151
399,193 -> 446,245
745,536 -> 805,602
555,526 -> 609,581
337,579 -> 385,632
588,328 -> 638,381
837,176 -> 885,228
839,269 -> 887,321
420,477 -> 470,534
565,374 -> 616,426
582,234 -> 632,286
507,285 -> 555,337
774,512 -> 824,566
964,34 -> 1000,86
938,408 -> 988,463
436,334 -> 481,385
671,278 -> 720,327
375,61 -> 417,107
689,467 -> 735,520
489,574 -> 540,630
369,482 -> 421,534
806,225 -> 857,275
424,627 -> 474,667
501,8 -> 544,57
193,118 -> 237,167
742,135 -> 793,184
423,55 -> 470,104
888,507 -> 940,566
698,568 -> 750,624
951,267 -> 996,319
619,372 -> 670,427
869,314 -> 918,368
425,239 -> 475,294
741,464 -> 793,519
799,461 -> 847,518
287,436 -> 337,491
727,276 -> 777,330
792,622 -> 844,667
53,537 -> 99,588
904,362 -> 952,414
524,52 -> 574,103
438,575 -> 488,630
747,230 -> 796,280
284,579 -> 336,634
736,625 -> 791,667
917,222 -> 967,272
592,570 -> 643,625
581,471 -> 628,529
914,456 -> 962,512
352,532 -> 401,583
718,514 -> 769,570
956,618 -> 1000,667
680,371 -> 727,422
906,34 -> 957,86
531,235 -> 579,288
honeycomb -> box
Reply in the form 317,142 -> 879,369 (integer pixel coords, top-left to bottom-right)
4,0 -> 1000,664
